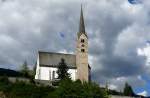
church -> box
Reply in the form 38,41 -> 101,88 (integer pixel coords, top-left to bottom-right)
35,6 -> 91,82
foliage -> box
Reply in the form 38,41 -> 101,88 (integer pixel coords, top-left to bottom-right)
123,82 -> 135,96
56,58 -> 70,80
0,76 -> 10,92
20,61 -> 29,78
0,76 -> 108,98
0,76 -> 55,98
50,79 -> 108,98
8,82 -> 52,98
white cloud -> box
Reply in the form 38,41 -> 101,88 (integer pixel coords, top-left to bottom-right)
109,84 -> 118,90
138,90 -> 148,96
106,76 -> 146,91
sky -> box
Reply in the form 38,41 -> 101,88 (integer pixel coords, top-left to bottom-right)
0,0 -> 150,96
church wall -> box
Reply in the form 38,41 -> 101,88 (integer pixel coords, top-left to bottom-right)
35,53 -> 40,79
39,52 -> 76,67
38,67 -> 77,81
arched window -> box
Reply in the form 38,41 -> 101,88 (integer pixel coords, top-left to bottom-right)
81,49 -> 85,52
81,39 -> 84,43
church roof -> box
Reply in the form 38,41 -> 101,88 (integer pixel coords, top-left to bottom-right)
38,51 -> 76,69
79,5 -> 85,33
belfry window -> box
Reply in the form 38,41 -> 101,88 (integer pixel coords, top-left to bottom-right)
81,39 -> 84,43
81,49 -> 85,52
81,44 -> 84,47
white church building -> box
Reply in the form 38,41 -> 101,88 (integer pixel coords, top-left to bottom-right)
35,6 -> 91,82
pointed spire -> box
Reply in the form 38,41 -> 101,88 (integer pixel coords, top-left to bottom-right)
79,5 -> 85,33
77,5 -> 88,38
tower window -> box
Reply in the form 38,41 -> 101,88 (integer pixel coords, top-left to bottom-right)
81,39 -> 84,43
81,44 -> 84,47
81,49 -> 85,52
49,71 -> 51,80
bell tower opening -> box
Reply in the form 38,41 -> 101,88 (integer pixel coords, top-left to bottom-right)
81,39 -> 85,43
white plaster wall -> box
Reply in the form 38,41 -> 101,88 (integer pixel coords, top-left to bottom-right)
68,69 -> 77,81
35,53 -> 40,79
111,95 -> 139,98
36,66 -> 77,81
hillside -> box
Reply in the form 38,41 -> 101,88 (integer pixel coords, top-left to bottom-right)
0,68 -> 22,77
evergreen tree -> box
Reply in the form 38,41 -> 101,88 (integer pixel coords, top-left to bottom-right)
20,61 -> 29,77
57,58 -> 70,80
123,82 -> 135,96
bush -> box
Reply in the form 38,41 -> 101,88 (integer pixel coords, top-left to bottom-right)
0,76 -> 11,92
0,76 -> 108,98
51,79 -> 108,98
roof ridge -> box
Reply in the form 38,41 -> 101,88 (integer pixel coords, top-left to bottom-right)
38,51 -> 75,55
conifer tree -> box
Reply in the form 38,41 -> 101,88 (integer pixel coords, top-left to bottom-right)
123,82 -> 135,96
20,61 -> 29,77
57,58 -> 70,80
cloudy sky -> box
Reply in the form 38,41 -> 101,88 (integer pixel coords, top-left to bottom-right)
0,0 -> 150,96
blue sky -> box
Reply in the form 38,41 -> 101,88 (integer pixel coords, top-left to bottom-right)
0,0 -> 150,96
134,75 -> 150,96
128,0 -> 142,4
127,0 -> 150,96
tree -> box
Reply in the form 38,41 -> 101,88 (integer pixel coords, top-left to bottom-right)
33,64 -> 36,76
20,61 -> 29,77
56,58 -> 70,80
123,82 -> 135,96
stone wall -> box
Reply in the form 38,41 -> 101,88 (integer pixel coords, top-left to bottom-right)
8,77 -> 30,83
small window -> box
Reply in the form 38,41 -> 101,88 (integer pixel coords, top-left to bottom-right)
81,39 -> 84,43
81,44 -> 84,47
52,71 -> 55,79
49,71 -> 51,80
81,49 -> 85,52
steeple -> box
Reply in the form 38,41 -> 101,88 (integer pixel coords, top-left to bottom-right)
78,5 -> 87,38
79,5 -> 85,33
76,5 -> 89,82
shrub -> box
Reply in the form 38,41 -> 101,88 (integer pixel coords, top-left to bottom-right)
0,76 -> 108,98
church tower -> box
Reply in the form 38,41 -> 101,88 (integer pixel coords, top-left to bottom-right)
76,6 -> 89,82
